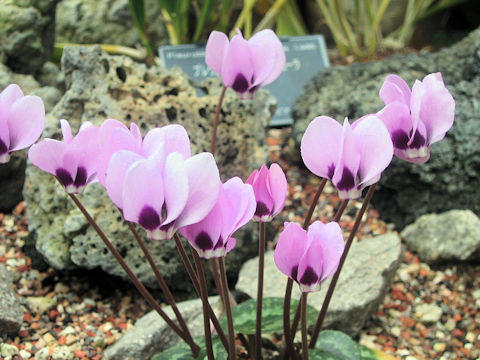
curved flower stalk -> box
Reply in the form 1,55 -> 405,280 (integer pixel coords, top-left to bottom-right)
0,84 -> 45,163
106,124 -> 221,240
205,29 -> 285,99
274,221 -> 344,293
378,72 -> 455,164
29,120 -> 100,193
246,163 -> 287,222
180,177 -> 256,259
301,115 -> 393,199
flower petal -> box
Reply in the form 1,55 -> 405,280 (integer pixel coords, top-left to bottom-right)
142,124 -> 191,159
274,222 -> 307,280
106,150 -> 143,208
268,163 -> 287,216
205,31 -> 229,75
175,152 -> 221,228
221,177 -> 255,239
28,139 -> 70,175
332,119 -> 360,193
8,95 -> 45,151
411,72 -> 455,144
379,74 -> 411,105
308,221 -> 344,281
60,119 -> 73,143
352,115 -> 393,186
0,84 -> 23,122
222,32 -> 254,93
248,29 -> 285,87
297,235 -> 323,292
301,116 -> 342,179
162,152 -> 189,225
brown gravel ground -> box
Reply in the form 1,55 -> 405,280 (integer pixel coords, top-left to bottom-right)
0,127 -> 478,359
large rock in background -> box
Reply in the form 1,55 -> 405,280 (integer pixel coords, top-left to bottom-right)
24,46 -> 275,293
236,233 -> 403,337
0,0 -> 58,74
292,27 -> 480,229
56,0 -> 167,48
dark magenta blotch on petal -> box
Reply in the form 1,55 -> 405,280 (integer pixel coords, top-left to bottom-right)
391,130 -> 409,150
55,168 -> 73,187
73,167 -> 87,187
214,237 -> 224,250
299,266 -> 319,286
138,206 -> 161,231
232,73 -> 249,93
409,130 -> 426,149
0,138 -> 8,155
255,201 -> 270,218
327,163 -> 335,180
291,266 -> 298,282
195,232 -> 214,251
336,167 -> 355,191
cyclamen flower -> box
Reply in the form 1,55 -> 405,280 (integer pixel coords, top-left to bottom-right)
28,120 -> 100,193
205,29 -> 285,98
106,124 -> 221,240
274,221 -> 344,292
0,84 -> 45,163
180,177 -> 256,259
246,163 -> 287,222
301,115 -> 393,199
378,73 -> 455,164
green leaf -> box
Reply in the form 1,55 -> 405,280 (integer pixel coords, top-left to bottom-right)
152,335 -> 227,360
313,330 -> 361,360
358,344 -> 378,360
220,297 -> 318,335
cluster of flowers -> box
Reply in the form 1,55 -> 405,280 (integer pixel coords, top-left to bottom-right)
0,27 -> 455,358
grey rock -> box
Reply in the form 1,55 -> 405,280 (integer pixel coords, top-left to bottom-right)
401,209 -> 480,264
0,0 -> 58,73
414,303 -> 443,324
236,233 -> 403,337
104,296 -> 220,360
56,0 -> 167,49
24,296 -> 57,315
24,45 -> 275,292
292,27 -> 480,229
31,86 -> 63,113
0,265 -> 23,335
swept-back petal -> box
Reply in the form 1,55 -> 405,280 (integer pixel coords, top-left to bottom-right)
106,150 -> 143,208
175,152 -> 221,227
379,74 -> 411,105
268,163 -> 287,215
249,165 -> 274,217
332,119 -> 360,192
412,72 -> 455,144
121,157 -> 165,226
162,152 -> 189,225
221,177 -> 255,239
205,31 -> 229,74
28,139 -> 68,175
308,221 -> 344,281
60,119 -> 73,143
274,222 -> 307,280
8,95 -> 45,151
71,125 -> 101,179
297,236 -> 323,292
142,124 -> 191,159
301,116 -> 342,179
376,102 -> 412,140
353,115 -> 393,186
0,84 -> 23,121
222,33 -> 254,92
248,29 -> 285,86
97,119 -> 142,186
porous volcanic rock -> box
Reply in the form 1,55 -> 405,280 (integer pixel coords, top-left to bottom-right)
0,265 -> 23,335
292,27 -> 480,229
24,45 -> 275,292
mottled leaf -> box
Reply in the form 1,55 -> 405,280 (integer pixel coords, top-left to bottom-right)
152,335 -> 227,360
313,330 -> 361,360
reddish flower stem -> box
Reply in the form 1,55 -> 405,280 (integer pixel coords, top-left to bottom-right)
219,258 -> 236,360
126,222 -> 195,348
309,184 -> 377,348
68,193 -> 200,357
255,221 -> 266,359
283,178 -> 327,359
301,293 -> 309,360
210,85 -> 227,154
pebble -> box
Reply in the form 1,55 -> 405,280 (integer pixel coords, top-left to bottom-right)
52,345 -> 74,360
19,349 -> 32,358
0,343 -> 18,357
25,296 -> 57,315
414,303 -> 443,324
35,347 -> 50,360
433,342 -> 446,352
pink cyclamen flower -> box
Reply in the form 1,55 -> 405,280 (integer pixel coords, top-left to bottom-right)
274,221 -> 344,292
106,124 -> 221,240
301,115 -> 393,199
0,84 -> 45,163
28,120 -> 100,193
205,29 -> 285,98
180,177 -> 256,259
377,73 -> 455,164
246,163 -> 287,222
